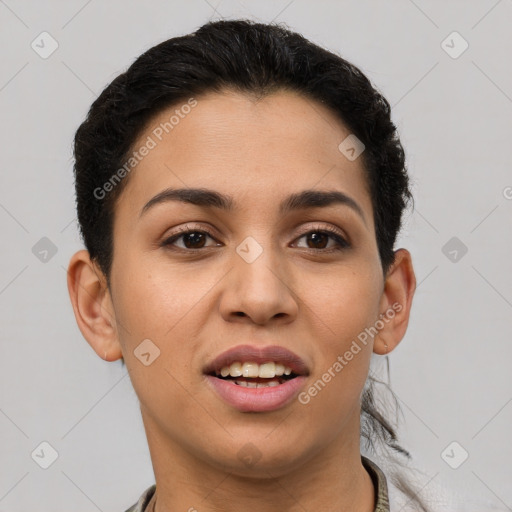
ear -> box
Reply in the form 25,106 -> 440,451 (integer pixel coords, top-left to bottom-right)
373,248 -> 416,355
66,250 -> 123,362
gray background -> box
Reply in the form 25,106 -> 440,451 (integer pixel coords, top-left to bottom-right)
1,0 -> 511,510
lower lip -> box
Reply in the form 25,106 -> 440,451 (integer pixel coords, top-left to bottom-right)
205,375 -> 307,412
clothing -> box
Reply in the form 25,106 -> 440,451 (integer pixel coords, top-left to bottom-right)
124,455 -> 390,512
125,483 -> 155,512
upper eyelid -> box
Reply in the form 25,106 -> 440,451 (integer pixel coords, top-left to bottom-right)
164,222 -> 347,238
163,223 -> 349,246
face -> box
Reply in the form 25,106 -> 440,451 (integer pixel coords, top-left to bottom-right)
104,89 -> 392,476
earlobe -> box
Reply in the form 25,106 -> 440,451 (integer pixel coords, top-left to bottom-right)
373,248 -> 416,355
66,250 -> 123,362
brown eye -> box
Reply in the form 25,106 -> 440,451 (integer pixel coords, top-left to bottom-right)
305,232 -> 329,249
295,229 -> 349,251
180,232 -> 208,249
162,229 -> 219,250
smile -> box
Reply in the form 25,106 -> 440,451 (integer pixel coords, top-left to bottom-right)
204,345 -> 309,412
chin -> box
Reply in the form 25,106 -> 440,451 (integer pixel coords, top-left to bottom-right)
202,440 -> 311,479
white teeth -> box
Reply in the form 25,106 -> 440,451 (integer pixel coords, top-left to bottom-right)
258,362 -> 275,378
229,362 -> 242,377
242,362 -> 260,378
257,381 -> 280,388
275,363 -> 285,376
217,361 -> 294,378
235,380 -> 281,388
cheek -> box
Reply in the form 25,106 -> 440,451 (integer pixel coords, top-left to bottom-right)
305,266 -> 381,346
298,268 -> 380,412
110,260 -> 204,428
111,255 -> 209,344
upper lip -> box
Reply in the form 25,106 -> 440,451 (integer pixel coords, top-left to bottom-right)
203,344 -> 309,376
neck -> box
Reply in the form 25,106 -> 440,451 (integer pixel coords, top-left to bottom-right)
142,412 -> 376,512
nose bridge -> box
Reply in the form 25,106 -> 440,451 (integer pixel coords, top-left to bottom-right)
221,232 -> 298,323
235,233 -> 284,295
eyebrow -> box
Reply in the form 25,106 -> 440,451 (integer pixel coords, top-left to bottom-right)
139,187 -> 367,225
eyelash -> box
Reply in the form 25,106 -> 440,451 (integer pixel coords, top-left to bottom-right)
161,224 -> 350,253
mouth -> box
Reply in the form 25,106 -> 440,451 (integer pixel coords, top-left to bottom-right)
210,361 -> 298,387
203,345 -> 309,412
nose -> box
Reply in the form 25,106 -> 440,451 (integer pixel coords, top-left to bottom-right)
219,239 -> 299,326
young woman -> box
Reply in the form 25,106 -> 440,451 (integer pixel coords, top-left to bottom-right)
66,19 -> 489,512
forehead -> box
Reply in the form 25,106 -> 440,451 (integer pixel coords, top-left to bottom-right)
116,89 -> 373,222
